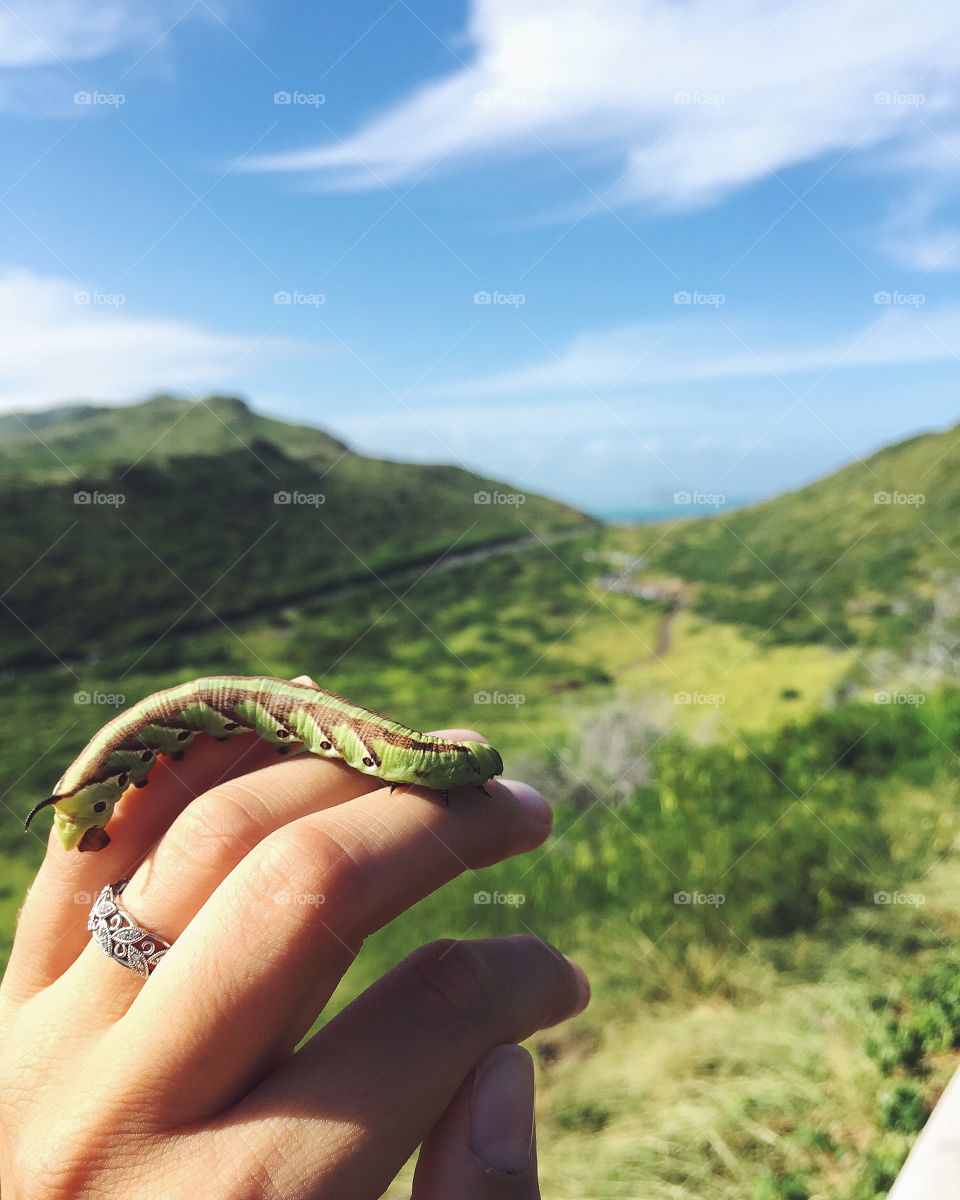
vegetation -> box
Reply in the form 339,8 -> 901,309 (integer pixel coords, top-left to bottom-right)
0,394 -> 592,664
2,399 -> 960,1197
611,420 -> 960,647
0,392 -> 350,478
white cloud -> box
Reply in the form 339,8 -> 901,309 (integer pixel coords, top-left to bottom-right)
881,191 -> 960,273
0,268 -> 297,410
0,0 -> 219,111
428,304 -> 960,398
0,1 -> 210,67
245,0 -> 960,210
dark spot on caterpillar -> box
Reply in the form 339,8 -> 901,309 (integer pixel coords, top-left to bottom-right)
362,756 -> 374,767
117,774 -> 128,788
214,737 -> 229,742
276,728 -> 289,738
140,751 -> 153,762
276,746 -> 290,755
320,741 -> 332,750
415,769 -> 429,779
224,722 -> 240,731
171,750 -> 185,761
134,779 -> 149,788
177,730 -> 191,742
93,801 -> 107,813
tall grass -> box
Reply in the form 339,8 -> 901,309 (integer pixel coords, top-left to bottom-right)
334,689 -> 960,1013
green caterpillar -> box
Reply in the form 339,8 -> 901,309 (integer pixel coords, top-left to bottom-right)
24,676 -> 503,853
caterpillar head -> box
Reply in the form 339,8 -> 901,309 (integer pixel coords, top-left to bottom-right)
24,784 -> 119,852
465,741 -> 504,787
418,740 -> 504,792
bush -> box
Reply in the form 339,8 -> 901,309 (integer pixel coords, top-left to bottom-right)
751,1173 -> 810,1200
878,1084 -> 929,1133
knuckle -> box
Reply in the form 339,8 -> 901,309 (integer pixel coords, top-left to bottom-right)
405,940 -> 507,1031
174,782 -> 270,865
251,821 -> 359,915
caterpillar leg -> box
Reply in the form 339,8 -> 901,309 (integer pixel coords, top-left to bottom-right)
474,785 -> 491,797
79,828 -> 111,852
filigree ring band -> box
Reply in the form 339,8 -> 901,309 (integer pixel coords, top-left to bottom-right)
87,878 -> 171,978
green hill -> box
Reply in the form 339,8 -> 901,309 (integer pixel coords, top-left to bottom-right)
0,393 -> 349,480
0,394 -> 593,665
623,420 -> 960,646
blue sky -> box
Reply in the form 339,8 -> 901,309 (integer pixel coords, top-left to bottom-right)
1,0 -> 959,512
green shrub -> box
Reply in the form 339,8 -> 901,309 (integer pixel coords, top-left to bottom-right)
878,1084 -> 929,1133
751,1173 -> 810,1200
556,1100 -> 611,1133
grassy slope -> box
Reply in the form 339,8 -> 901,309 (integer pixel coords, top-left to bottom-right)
0,393 -> 349,478
614,420 -> 960,646
0,535 -> 852,843
0,395 -> 593,664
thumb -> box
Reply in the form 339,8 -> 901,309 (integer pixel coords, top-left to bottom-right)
412,1045 -> 541,1199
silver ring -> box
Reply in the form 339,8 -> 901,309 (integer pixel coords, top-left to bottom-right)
87,878 -> 171,978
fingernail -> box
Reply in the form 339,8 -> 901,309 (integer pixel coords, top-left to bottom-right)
499,779 -> 552,830
566,956 -> 591,1014
290,674 -> 319,687
470,1044 -> 536,1174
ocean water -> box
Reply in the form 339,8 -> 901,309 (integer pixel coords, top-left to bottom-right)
591,496 -> 756,524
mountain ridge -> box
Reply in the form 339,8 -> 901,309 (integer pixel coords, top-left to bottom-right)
0,395 -> 595,666
628,414 -> 960,646
0,393 -> 352,479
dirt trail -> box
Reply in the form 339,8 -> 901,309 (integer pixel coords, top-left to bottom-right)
653,594 -> 688,658
599,569 -> 690,663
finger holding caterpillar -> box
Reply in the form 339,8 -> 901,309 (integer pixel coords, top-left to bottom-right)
63,721 -> 505,1028
92,768 -> 549,1121
7,676 -> 499,1004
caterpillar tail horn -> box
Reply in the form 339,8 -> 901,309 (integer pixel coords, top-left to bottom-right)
23,795 -> 59,832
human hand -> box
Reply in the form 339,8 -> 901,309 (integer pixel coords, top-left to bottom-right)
0,697 -> 588,1199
